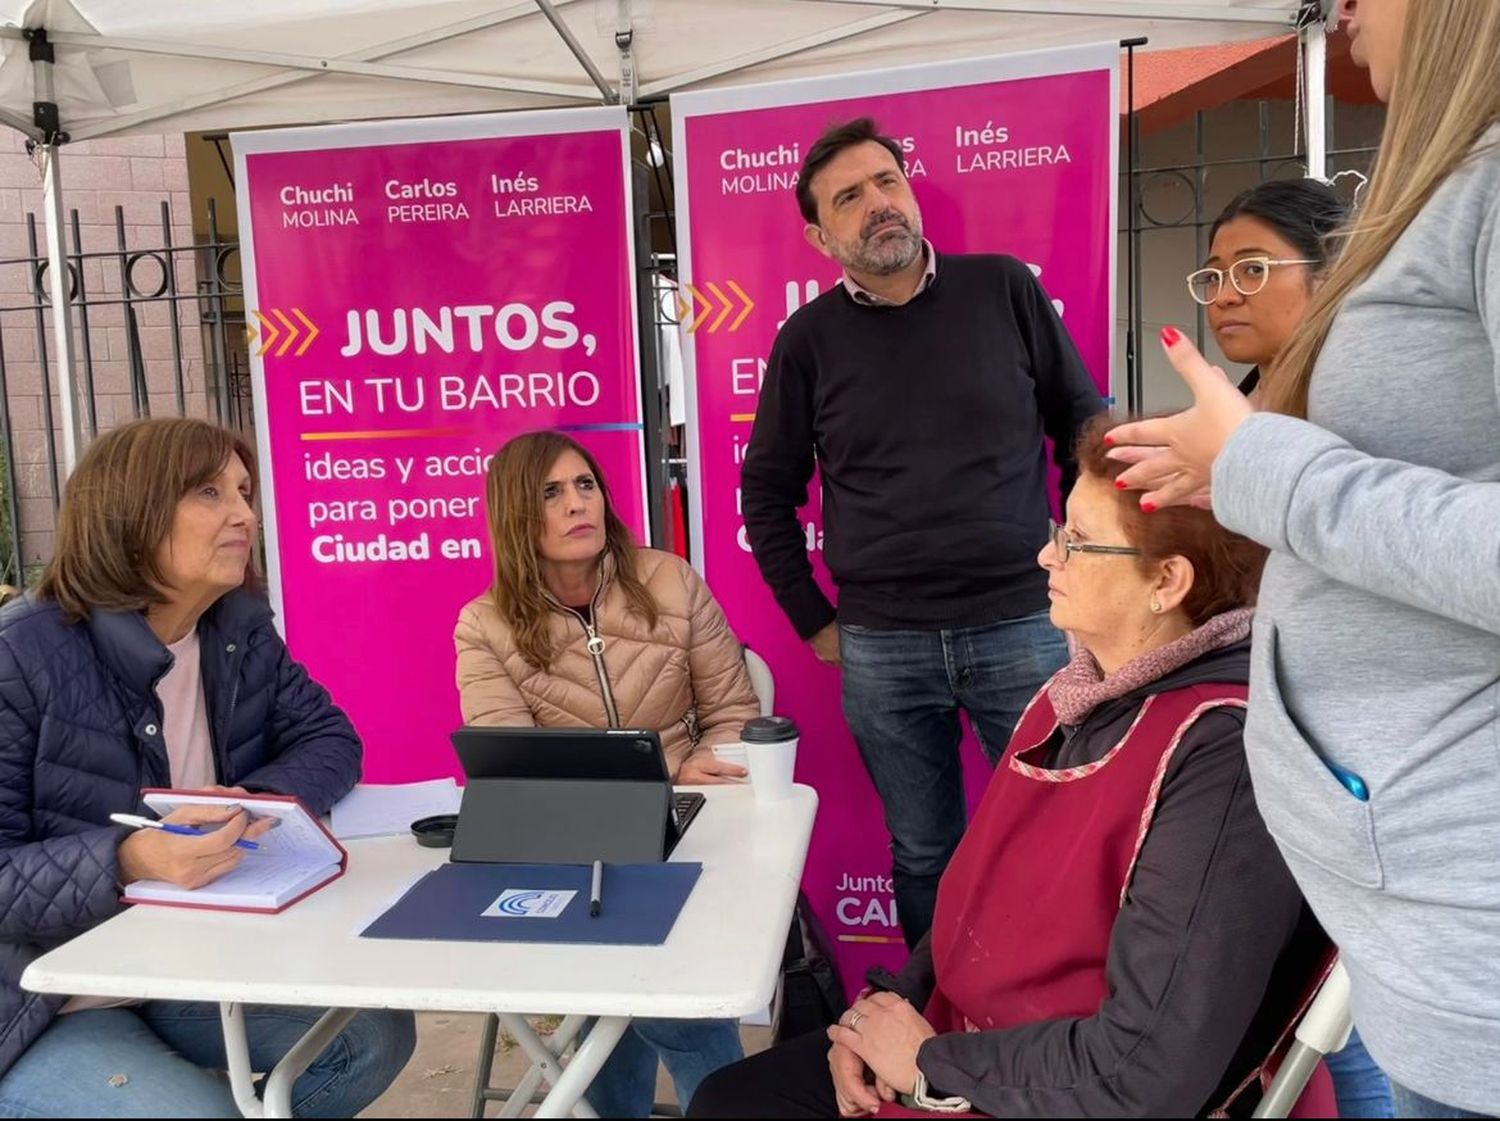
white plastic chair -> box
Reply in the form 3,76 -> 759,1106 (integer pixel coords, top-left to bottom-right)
743,647 -> 775,715
1252,960 -> 1354,1118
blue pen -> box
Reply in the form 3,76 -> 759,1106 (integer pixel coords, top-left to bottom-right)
110,813 -> 261,851
1323,761 -> 1370,802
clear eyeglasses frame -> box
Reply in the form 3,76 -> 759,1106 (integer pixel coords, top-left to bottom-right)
1047,520 -> 1143,567
1185,256 -> 1317,305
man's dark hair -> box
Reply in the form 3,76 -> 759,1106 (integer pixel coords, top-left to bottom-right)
795,118 -> 905,224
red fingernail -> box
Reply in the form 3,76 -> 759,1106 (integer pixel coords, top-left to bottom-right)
1142,501 -> 1158,513
1161,326 -> 1182,346
1114,479 -> 1127,490
1102,434 -> 1116,447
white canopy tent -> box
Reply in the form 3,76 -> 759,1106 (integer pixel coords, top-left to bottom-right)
0,0 -> 1328,471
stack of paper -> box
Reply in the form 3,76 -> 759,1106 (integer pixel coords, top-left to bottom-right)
330,778 -> 463,840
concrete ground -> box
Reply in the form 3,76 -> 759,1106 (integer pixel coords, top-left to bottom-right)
360,1014 -> 773,1118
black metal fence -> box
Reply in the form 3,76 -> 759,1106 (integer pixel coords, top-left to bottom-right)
0,198 -> 248,585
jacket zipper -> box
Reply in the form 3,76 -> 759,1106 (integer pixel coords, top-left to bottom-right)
216,643 -> 243,783
554,576 -> 620,728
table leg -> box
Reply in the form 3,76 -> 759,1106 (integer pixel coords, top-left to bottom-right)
498,1014 -> 627,1116
497,1014 -> 588,1119
247,1006 -> 360,1119
469,1013 -> 501,1118
220,1002 -> 262,1119
513,1013 -> 630,1119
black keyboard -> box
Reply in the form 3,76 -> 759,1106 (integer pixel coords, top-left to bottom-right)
667,791 -> 706,851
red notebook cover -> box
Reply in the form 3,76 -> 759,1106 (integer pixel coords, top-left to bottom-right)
121,790 -> 348,915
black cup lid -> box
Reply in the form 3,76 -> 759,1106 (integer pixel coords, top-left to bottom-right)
741,715 -> 799,743
411,813 -> 457,848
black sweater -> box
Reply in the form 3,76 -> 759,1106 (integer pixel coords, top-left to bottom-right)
741,253 -> 1103,639
879,641 -> 1325,1117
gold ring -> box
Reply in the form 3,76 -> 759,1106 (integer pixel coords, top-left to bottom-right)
848,1010 -> 864,1031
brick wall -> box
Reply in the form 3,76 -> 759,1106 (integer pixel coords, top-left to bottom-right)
0,128 -> 213,573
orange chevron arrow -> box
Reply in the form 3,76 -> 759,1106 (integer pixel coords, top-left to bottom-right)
272,308 -> 298,359
251,309 -> 280,357
727,280 -> 754,331
249,307 -> 320,358
689,283 -> 713,333
705,282 -> 734,334
292,308 -> 320,356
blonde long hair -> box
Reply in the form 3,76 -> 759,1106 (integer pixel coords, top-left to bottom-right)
1262,0 -> 1500,418
484,431 -> 658,671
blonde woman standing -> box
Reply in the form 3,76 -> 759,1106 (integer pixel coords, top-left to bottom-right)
1108,1 -> 1500,1115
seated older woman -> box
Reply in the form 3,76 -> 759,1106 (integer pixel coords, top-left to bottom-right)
0,418 -> 414,1118
455,430 -> 761,1118
689,416 -> 1332,1118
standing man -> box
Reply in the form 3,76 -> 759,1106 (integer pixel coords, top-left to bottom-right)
741,118 -> 1102,946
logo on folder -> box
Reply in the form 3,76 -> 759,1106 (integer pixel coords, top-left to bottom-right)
482,889 -> 577,919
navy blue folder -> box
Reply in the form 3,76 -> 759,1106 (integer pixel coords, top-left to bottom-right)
359,861 -> 702,946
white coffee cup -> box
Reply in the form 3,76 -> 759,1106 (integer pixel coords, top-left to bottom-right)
740,716 -> 799,802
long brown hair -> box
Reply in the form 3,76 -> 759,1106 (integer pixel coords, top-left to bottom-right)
484,431 -> 657,670
38,417 -> 261,621
1262,0 -> 1500,417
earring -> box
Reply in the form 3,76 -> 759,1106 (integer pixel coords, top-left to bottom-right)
1150,599 -> 1163,614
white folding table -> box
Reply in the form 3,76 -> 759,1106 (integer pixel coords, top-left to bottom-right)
22,784 -> 818,1119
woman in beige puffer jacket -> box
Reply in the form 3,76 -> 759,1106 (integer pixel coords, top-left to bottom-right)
453,430 -> 761,1117
454,431 -> 760,783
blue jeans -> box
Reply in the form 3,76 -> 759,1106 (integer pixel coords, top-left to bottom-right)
839,611 -> 1068,946
1390,1081 -> 1495,1119
1327,1028 -> 1394,1118
0,1002 -> 415,1118
585,1017 -> 743,1118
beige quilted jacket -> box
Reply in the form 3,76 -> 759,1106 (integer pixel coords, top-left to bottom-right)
454,549 -> 760,777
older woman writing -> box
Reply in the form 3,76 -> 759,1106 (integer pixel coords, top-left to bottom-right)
0,417 -> 414,1117
689,417 -> 1329,1118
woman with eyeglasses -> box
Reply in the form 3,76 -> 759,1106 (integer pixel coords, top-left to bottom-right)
689,416 -> 1333,1119
1190,180 -> 1395,1121
1187,179 -> 1349,397
1109,0 -> 1500,1114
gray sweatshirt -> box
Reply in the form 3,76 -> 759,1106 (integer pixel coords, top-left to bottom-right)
1213,126 -> 1500,1114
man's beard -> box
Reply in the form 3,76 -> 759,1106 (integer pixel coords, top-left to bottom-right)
828,209 -> 923,276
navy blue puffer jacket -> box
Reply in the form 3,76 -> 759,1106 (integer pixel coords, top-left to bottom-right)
0,588 -> 361,1078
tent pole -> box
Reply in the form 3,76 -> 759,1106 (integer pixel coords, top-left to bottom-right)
25,30 -> 81,477
39,147 -> 79,477
535,0 -> 616,102
1122,36 -> 1146,416
615,0 -> 637,107
1301,12 -> 1328,180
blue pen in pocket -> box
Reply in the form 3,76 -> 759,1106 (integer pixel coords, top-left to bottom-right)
1323,759 -> 1370,802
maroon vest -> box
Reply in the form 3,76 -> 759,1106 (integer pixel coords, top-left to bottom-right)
883,679 -> 1334,1118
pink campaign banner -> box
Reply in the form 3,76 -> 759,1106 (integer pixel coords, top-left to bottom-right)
234,108 -> 645,782
673,44 -> 1118,996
